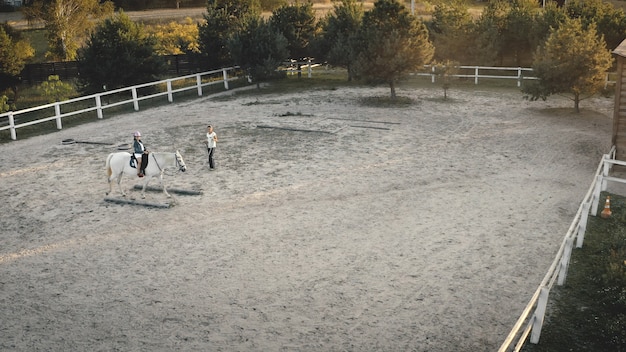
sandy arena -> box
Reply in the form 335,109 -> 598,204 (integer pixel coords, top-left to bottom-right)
0,83 -> 614,351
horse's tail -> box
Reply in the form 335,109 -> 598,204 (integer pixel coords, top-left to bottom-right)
105,153 -> 114,179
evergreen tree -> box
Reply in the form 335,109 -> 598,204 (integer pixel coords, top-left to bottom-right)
0,24 -> 35,110
428,0 -> 476,64
501,0 -> 541,66
228,17 -> 288,87
532,2 -> 568,51
76,11 -> 165,94
522,18 -> 613,112
269,2 -> 318,60
315,0 -> 363,80
198,0 -> 260,69
566,0 -> 626,50
352,0 -> 434,98
474,0 -> 510,65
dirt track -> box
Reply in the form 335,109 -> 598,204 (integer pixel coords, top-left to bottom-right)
0,82 -> 614,351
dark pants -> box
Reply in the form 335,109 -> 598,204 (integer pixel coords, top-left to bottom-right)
207,147 -> 215,168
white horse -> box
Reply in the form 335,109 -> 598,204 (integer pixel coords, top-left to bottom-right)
105,150 -> 187,198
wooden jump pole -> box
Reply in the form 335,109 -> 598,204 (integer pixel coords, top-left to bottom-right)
132,185 -> 203,195
104,197 -> 171,208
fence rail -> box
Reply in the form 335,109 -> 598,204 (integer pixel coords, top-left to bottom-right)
498,146 -> 618,351
0,66 -> 240,140
1,64 -> 617,141
414,65 -> 537,87
414,65 -> 616,88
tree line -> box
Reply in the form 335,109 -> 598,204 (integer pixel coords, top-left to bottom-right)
0,0 -> 621,113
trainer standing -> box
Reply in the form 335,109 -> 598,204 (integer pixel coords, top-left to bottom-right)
204,125 -> 218,170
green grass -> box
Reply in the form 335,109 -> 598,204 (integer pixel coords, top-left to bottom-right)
21,29 -> 48,63
521,192 -> 626,352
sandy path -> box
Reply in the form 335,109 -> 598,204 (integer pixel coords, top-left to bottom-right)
0,84 -> 613,351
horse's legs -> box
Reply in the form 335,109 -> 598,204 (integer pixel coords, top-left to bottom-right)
160,172 -> 171,198
140,176 -> 151,199
106,175 -> 113,196
116,174 -> 126,196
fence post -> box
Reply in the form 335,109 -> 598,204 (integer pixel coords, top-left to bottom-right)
557,236 -> 574,285
95,95 -> 103,119
591,176 -> 603,216
9,112 -> 16,140
223,69 -> 229,90
431,66 -> 436,83
167,79 -> 173,103
308,58 -> 312,78
603,154 -> 611,177
54,103 -> 62,130
517,68 -> 522,87
196,74 -> 203,96
132,88 -> 139,111
530,286 -> 550,344
474,67 -> 479,85
576,201 -> 590,248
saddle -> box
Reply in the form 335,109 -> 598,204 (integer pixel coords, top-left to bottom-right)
130,154 -> 149,171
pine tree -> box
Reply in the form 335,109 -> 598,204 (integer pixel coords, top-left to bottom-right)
523,18 -> 613,112
269,2 -> 318,60
76,11 -> 165,94
198,0 -> 260,69
228,17 -> 288,87
316,0 -> 363,81
352,0 -> 434,98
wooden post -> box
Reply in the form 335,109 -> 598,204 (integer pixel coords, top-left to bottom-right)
557,237 -> 574,285
223,69 -> 229,90
132,87 -> 139,111
530,287 -> 550,344
167,79 -> 173,103
196,74 -> 203,96
9,112 -> 16,140
576,201 -> 590,248
54,102 -> 62,130
591,176 -> 603,216
95,95 -> 103,119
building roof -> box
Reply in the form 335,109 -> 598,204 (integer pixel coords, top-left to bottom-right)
613,39 -> 626,58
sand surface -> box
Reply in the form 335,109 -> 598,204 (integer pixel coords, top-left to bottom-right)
0,84 -> 615,351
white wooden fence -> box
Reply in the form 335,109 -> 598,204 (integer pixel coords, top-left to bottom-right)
414,65 -> 616,88
1,64 -> 617,141
415,65 -> 537,87
498,146 -> 620,351
0,66 -> 240,141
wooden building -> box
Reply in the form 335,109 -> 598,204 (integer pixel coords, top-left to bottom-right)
612,39 -> 626,161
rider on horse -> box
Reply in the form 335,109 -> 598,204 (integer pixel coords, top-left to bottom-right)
133,131 -> 149,177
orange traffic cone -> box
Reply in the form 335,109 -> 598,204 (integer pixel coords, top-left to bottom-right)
600,196 -> 612,219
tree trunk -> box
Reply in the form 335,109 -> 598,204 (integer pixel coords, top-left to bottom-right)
574,93 -> 580,113
389,80 -> 396,99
